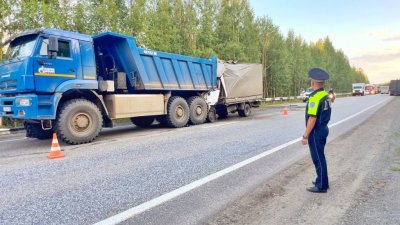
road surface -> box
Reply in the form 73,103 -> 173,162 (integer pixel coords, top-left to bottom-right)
0,94 -> 395,225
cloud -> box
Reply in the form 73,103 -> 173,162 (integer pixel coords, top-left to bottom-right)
367,29 -> 400,42
368,30 -> 389,39
350,50 -> 400,83
382,35 -> 400,41
351,51 -> 400,64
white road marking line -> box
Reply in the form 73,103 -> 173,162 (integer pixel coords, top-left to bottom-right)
93,97 -> 391,225
0,137 -> 28,143
202,121 -> 238,128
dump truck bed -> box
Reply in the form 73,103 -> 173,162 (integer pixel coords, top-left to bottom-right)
93,32 -> 217,91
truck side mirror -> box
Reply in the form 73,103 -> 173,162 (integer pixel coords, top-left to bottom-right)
48,36 -> 58,59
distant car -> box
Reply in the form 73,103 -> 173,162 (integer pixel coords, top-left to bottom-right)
365,84 -> 376,95
300,87 -> 314,102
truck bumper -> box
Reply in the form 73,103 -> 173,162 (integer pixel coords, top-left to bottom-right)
0,94 -> 59,120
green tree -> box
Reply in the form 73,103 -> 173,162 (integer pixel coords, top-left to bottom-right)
0,0 -> 11,60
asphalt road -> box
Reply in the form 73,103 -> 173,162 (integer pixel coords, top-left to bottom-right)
0,94 -> 393,225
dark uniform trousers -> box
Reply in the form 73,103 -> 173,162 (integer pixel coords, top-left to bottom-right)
308,122 -> 329,190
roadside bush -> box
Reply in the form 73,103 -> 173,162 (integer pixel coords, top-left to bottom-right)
0,117 -> 22,128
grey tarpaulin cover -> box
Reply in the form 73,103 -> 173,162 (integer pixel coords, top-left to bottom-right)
221,63 -> 263,99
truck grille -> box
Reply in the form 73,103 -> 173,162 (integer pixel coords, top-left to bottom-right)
0,79 -> 17,91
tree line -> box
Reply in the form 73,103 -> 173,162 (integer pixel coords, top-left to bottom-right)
0,0 -> 369,97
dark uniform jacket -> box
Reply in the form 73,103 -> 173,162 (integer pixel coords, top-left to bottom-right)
305,88 -> 331,130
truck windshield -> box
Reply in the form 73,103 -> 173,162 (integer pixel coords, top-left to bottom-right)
353,86 -> 362,89
2,34 -> 38,62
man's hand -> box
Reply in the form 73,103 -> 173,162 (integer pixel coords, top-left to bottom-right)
301,138 -> 308,145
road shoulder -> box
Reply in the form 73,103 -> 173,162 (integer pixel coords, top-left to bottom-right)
205,98 -> 400,225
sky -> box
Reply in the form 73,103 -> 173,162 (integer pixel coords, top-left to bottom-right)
248,0 -> 400,84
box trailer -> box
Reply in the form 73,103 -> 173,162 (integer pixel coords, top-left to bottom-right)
206,62 -> 263,121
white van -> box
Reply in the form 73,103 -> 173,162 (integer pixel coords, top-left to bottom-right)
352,83 -> 365,96
380,86 -> 389,94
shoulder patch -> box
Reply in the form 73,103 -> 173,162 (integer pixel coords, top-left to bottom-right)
309,102 -> 316,108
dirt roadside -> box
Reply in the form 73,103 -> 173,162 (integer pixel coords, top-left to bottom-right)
205,97 -> 400,225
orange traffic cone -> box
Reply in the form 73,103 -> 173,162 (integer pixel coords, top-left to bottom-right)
48,133 -> 65,159
282,107 -> 288,116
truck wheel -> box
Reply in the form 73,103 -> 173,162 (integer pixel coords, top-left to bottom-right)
24,122 -> 53,139
188,96 -> 207,125
131,116 -> 155,128
56,99 -> 103,145
238,103 -> 251,117
165,96 -> 189,128
216,104 -> 228,119
207,107 -> 217,123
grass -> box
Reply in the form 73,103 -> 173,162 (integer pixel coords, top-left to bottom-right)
391,148 -> 400,172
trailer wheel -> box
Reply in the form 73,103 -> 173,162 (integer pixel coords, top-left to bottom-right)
131,116 -> 155,128
238,103 -> 251,117
216,104 -> 228,119
188,96 -> 207,125
24,122 -> 53,139
165,96 -> 189,128
56,99 -> 103,145
206,107 -> 217,123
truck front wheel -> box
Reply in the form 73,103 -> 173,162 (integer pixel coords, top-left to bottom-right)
56,99 -> 103,145
207,107 -> 217,123
188,96 -> 207,125
216,104 -> 228,119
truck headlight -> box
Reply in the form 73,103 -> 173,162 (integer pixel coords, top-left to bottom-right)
16,98 -> 31,106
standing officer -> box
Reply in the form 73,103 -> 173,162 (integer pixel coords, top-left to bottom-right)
301,68 -> 332,193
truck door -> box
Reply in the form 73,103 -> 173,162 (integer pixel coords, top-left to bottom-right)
33,37 -> 79,93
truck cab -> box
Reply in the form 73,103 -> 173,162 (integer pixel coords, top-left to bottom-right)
352,83 -> 365,96
0,29 -> 96,119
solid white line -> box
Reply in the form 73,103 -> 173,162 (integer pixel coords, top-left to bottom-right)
201,121 -> 238,128
0,137 -> 28,143
93,97 -> 391,225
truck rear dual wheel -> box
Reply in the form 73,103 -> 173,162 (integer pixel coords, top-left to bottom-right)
56,99 -> 103,145
238,103 -> 251,117
188,96 -> 207,125
24,122 -> 53,139
165,96 -> 190,128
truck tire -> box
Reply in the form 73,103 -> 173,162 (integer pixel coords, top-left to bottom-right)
165,96 -> 189,128
216,104 -> 228,119
207,107 -> 217,123
131,116 -> 155,128
24,122 -> 53,139
188,96 -> 207,125
56,99 -> 103,145
238,103 -> 251,117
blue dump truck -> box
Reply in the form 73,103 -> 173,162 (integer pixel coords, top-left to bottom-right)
0,29 -> 218,144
